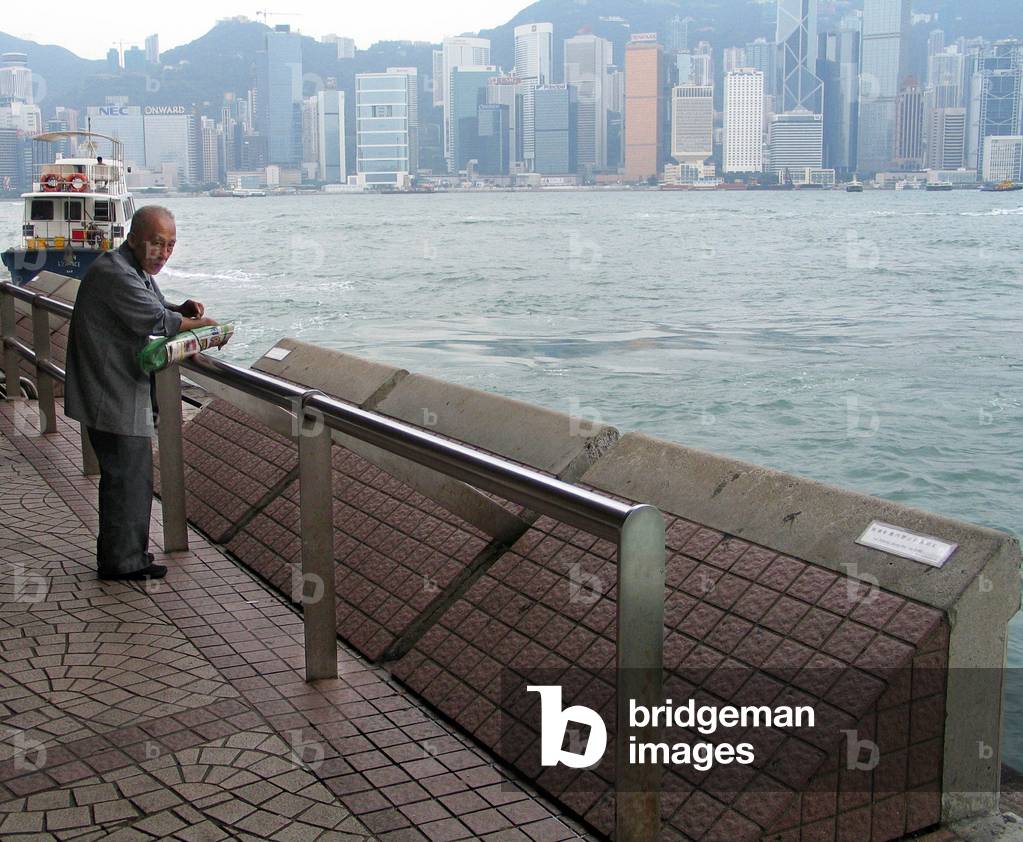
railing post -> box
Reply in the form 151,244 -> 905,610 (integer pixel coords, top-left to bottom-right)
297,400 -> 338,681
31,297 -> 56,434
616,505 -> 666,842
155,365 -> 188,552
1,287 -> 20,402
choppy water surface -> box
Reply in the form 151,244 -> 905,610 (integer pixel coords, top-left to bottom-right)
4,189 -> 1022,762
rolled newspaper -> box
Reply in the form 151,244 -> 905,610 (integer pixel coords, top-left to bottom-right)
139,322 -> 234,374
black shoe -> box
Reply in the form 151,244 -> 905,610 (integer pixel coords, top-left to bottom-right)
99,563 -> 168,581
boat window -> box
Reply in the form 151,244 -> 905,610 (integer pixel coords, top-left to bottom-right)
94,201 -> 111,222
30,200 -> 54,221
64,200 -> 83,221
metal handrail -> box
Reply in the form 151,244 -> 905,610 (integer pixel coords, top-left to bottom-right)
1,281 -> 665,841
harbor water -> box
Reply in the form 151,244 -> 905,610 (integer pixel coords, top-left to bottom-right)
4,189 -> 1022,765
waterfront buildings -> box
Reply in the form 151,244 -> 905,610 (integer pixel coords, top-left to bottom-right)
982,135 -> 1023,182
441,37 -> 491,171
257,25 -> 302,167
927,107 -> 967,170
485,76 -> 521,170
857,0 -> 911,173
894,81 -> 925,170
85,104 -> 146,167
144,108 -> 199,185
971,41 -> 1023,175
564,34 -> 613,173
724,69 -> 765,174
624,35 -> 667,181
768,109 -> 823,179
450,66 -> 499,173
670,85 -> 714,168
356,68 -> 417,187
745,39 -> 777,98
317,83 -> 346,183
533,85 -> 575,174
145,34 -> 160,65
818,29 -> 860,173
776,0 -> 823,114
477,104 -> 509,175
0,54 -> 33,103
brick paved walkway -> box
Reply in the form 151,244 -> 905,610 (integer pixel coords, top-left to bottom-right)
0,400 -> 596,841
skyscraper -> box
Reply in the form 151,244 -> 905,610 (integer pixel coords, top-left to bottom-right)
927,107 -> 966,170
258,26 -> 303,167
564,34 -> 613,171
723,48 -> 747,75
776,0 -> 823,113
450,66 -> 498,173
746,39 -> 777,98
477,104 -> 509,175
145,34 -> 160,65
894,81 -> 925,169
724,69 -> 765,173
981,135 -> 1023,182
486,76 -> 521,169
441,37 -> 491,170
533,85 -> 575,174
124,47 -> 146,74
200,117 -> 220,184
671,85 -> 714,166
514,23 -> 554,86
973,41 -> 1023,174
768,109 -> 823,179
317,83 -> 346,183
667,16 -> 691,53
0,53 -> 33,103
624,35 -> 667,181
857,0 -> 911,173
818,29 -> 860,173
356,69 -> 416,187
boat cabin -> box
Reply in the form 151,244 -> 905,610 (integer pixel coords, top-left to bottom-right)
21,154 -> 135,252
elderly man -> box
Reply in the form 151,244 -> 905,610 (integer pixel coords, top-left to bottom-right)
65,206 -> 216,580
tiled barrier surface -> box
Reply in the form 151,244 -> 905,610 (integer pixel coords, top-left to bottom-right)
11,272 -> 78,398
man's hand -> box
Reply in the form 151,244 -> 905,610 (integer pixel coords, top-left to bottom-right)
180,316 -> 218,332
179,299 -> 205,318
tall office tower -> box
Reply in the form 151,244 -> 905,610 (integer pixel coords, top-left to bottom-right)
449,66 -> 498,172
477,104 -> 509,174
533,85 -> 575,174
356,70 -> 417,187
54,107 -> 79,133
441,37 -> 491,170
927,107 -> 966,169
928,47 -> 966,108
317,83 -> 346,183
746,38 -> 777,98
144,110 -> 197,185
693,43 -> 714,86
927,30 -> 945,67
667,16 -> 691,52
86,105 -> 146,166
723,48 -> 747,75
776,0 -> 823,113
389,67 -> 419,173
818,29 -> 860,172
486,76 -> 521,168
145,34 -> 159,64
624,36 -> 666,181
124,47 -> 146,74
564,34 -> 613,171
607,67 -> 625,169
724,69 -> 765,173
0,54 -> 33,103
767,109 -> 823,178
973,41 -> 1023,174
857,0 -> 911,173
257,25 -> 303,166
200,117 -> 219,184
106,48 -> 121,72
894,81 -> 925,169
982,135 -> 1023,181
432,50 -> 445,106
671,85 -> 714,166
301,96 -> 320,167
515,23 -> 554,85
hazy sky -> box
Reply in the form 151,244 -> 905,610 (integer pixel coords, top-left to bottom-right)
6,0 -> 528,60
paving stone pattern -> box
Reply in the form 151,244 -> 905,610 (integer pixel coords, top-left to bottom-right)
0,401 -> 594,841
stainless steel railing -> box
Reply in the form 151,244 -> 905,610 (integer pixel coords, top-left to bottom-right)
0,281 -> 666,841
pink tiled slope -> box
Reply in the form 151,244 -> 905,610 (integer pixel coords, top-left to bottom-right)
393,510 -> 948,842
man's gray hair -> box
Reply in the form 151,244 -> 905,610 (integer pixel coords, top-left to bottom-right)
129,205 -> 175,238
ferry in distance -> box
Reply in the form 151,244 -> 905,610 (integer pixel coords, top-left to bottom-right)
1,130 -> 136,286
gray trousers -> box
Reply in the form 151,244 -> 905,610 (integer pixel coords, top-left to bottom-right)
87,428 -> 153,576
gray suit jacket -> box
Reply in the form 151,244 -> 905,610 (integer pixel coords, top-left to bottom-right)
64,243 -> 184,437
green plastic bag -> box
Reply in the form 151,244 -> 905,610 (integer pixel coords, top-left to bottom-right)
139,322 -> 234,374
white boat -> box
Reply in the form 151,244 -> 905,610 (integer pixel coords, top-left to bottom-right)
2,130 -> 136,286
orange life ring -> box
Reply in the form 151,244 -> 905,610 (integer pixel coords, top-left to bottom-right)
41,173 -> 62,191
66,174 -> 90,192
